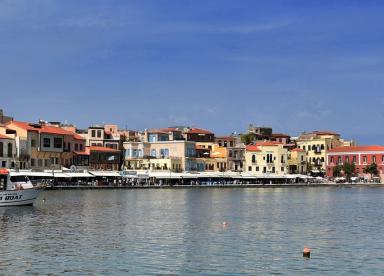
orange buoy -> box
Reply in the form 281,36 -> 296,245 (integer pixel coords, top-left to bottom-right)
303,247 -> 311,258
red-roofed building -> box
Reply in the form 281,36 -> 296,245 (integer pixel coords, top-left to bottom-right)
326,145 -> 384,180
296,130 -> 349,174
183,127 -> 215,143
245,142 -> 288,175
6,120 -> 86,170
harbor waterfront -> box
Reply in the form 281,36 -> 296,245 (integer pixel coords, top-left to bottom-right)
1,187 -> 384,275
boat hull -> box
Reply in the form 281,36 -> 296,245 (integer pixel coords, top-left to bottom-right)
0,189 -> 40,207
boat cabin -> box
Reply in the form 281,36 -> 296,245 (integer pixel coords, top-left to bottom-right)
0,169 -> 33,191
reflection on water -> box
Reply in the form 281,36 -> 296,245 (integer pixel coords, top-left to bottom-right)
1,188 -> 384,275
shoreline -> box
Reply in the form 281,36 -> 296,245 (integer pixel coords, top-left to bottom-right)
44,183 -> 384,190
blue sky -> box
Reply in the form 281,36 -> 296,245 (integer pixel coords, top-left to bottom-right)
1,0 -> 384,144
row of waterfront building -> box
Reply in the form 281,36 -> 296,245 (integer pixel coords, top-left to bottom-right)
1,109 -> 384,181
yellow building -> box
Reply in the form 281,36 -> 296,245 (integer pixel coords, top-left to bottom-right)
296,131 -> 346,173
197,144 -> 228,172
288,148 -> 307,174
244,142 -> 288,175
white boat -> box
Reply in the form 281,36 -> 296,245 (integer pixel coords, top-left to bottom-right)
0,169 -> 41,207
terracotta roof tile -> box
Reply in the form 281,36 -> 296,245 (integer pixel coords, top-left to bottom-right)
329,145 -> 384,153
186,128 -> 214,135
256,141 -> 283,147
246,145 -> 261,152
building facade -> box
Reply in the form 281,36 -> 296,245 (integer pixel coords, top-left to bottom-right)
296,131 -> 346,173
0,134 -> 16,168
326,146 -> 384,180
245,142 -> 288,175
123,140 -> 197,172
288,148 -> 307,174
6,121 -> 86,170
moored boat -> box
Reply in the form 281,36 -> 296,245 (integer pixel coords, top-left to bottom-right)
0,169 -> 41,207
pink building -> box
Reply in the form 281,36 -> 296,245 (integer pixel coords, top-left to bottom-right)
326,146 -> 384,179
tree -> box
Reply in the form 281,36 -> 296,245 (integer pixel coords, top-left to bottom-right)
240,134 -> 253,145
343,162 -> 355,181
364,163 -> 379,179
333,165 -> 342,177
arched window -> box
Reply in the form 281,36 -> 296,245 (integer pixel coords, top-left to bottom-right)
321,144 -> 325,150
0,142 -> 3,157
7,143 -> 12,157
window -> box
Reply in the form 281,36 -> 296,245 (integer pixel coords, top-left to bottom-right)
160,148 -> 169,158
31,139 -> 37,147
80,144 -> 83,151
248,166 -> 252,171
0,142 -> 3,157
7,143 -> 12,157
363,156 -> 367,163
281,155 -> 284,163
281,167 -> 284,172
372,156 -> 377,163
54,138 -> 63,149
31,159 -> 36,167
75,144 -> 79,151
97,130 -> 102,138
91,130 -> 96,137
382,155 -> 384,163
38,159 -> 43,167
151,149 -> 156,157
256,166 -> 259,171
43,138 -> 50,148
331,157 -> 334,163
1,161 -> 5,168
252,155 -> 256,163
353,156 -> 357,163
45,159 -> 50,167
321,144 -> 325,150
303,146 -> 306,151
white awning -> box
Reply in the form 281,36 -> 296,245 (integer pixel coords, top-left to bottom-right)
10,171 -> 54,177
64,172 -> 95,178
53,172 -> 72,178
89,171 -> 121,177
